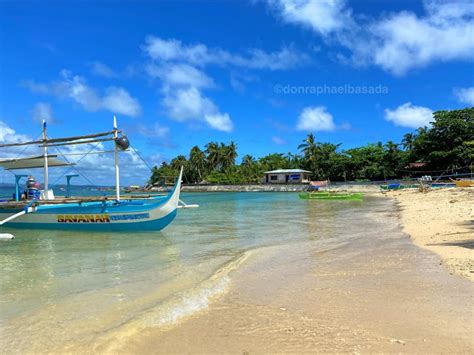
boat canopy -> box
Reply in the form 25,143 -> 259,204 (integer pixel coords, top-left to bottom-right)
0,156 -> 74,170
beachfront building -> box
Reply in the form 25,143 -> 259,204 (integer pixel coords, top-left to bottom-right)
263,169 -> 311,184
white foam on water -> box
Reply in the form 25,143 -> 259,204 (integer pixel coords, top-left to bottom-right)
152,274 -> 230,326
95,249 -> 253,352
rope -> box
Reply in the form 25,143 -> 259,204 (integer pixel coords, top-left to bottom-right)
129,144 -> 155,172
128,143 -> 172,190
49,141 -> 101,188
71,167 -> 97,187
14,132 -> 43,159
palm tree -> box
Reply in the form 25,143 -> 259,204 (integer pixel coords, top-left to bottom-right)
241,154 -> 256,167
222,141 -> 238,170
189,146 -> 206,182
298,133 -> 319,177
205,142 -> 221,171
402,133 -> 415,151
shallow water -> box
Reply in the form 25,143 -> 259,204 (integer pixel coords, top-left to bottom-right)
1,191 -> 372,352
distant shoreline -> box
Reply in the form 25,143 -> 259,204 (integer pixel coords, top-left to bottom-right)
148,183 -> 382,193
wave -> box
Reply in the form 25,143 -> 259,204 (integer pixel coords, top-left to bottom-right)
94,249 -> 254,352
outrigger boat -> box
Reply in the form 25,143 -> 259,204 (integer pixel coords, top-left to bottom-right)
0,117 -> 197,234
299,191 -> 363,201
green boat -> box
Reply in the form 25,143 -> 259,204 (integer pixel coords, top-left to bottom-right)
299,192 -> 364,200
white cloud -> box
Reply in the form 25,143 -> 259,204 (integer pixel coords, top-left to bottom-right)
31,102 -> 55,123
296,106 -> 337,131
142,41 -> 235,132
0,121 -> 41,161
90,61 -> 118,78
142,36 -> 308,70
384,102 -> 433,128
23,70 -> 142,117
268,0 -> 352,35
204,113 -> 233,132
141,36 -> 310,132
267,0 -> 474,75
161,87 -> 233,132
162,87 -> 216,122
102,87 -> 142,117
272,136 -> 287,145
370,4 -> 474,75
0,121 -> 30,144
146,63 -> 214,88
454,87 -> 474,105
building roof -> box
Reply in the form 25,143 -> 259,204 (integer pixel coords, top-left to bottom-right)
264,169 -> 311,174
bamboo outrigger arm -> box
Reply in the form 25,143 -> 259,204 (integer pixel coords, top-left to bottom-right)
41,137 -> 116,148
0,130 -> 121,148
0,206 -> 36,226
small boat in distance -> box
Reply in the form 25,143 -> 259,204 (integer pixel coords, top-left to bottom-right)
299,191 -> 363,201
453,180 -> 474,188
0,117 -> 198,232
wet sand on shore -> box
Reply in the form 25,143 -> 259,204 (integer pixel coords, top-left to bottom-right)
120,197 -> 473,354
389,188 -> 473,280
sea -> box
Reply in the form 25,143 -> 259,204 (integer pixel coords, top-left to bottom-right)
0,187 -> 378,352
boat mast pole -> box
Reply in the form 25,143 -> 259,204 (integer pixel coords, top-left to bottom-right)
113,115 -> 120,202
42,120 -> 49,192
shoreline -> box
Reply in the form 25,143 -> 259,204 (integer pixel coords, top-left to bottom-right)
150,183 -> 382,193
387,188 -> 474,280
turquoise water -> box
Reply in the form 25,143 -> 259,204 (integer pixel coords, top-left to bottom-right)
0,191 -> 371,352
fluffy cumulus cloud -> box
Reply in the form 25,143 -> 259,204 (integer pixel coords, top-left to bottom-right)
0,121 -> 30,145
161,87 -> 233,132
141,36 -> 314,132
267,0 -> 474,75
31,102 -> 55,123
454,87 -> 474,105
369,2 -> 474,75
23,70 -> 142,117
203,113 -> 233,132
142,36 -> 308,70
384,102 -> 433,128
143,37 -> 262,132
145,63 -> 214,89
296,106 -> 337,131
268,0 -> 352,36
0,121 -> 38,163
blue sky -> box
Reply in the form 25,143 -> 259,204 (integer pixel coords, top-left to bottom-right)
0,0 -> 473,185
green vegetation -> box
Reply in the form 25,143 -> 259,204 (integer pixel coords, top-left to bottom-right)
149,108 -> 473,185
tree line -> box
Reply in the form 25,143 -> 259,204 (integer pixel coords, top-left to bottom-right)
149,108 -> 473,185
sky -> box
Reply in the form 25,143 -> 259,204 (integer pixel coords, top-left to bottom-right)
0,0 -> 473,186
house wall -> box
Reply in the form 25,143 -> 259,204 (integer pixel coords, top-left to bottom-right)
265,173 -> 307,184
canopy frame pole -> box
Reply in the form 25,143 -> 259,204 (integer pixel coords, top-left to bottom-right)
15,175 -> 28,202
66,174 -> 79,198
42,120 -> 49,192
113,115 -> 120,202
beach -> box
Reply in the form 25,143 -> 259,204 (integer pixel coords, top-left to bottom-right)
113,192 -> 474,353
1,191 -> 473,353
389,188 -> 474,280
